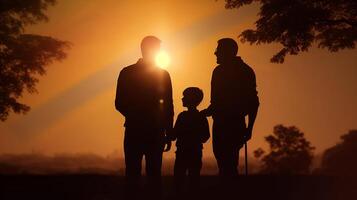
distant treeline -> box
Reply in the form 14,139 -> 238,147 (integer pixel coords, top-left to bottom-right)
0,153 -> 305,175
0,153 -> 123,175
0,153 -> 227,175
1,128 -> 355,176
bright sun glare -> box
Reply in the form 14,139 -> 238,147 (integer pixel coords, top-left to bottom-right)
155,51 -> 170,69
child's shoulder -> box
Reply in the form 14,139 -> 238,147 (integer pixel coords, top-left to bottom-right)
197,110 -> 208,121
177,111 -> 188,118
179,110 -> 207,119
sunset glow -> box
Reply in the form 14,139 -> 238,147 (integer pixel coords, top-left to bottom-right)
0,0 -> 356,160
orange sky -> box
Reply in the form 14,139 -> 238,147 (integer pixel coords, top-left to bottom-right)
0,0 -> 356,160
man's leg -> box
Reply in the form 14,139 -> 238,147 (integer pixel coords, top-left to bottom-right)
124,132 -> 144,199
223,144 -> 240,176
213,138 -> 224,176
213,119 -> 244,177
213,121 -> 227,177
145,137 -> 164,198
213,139 -> 239,177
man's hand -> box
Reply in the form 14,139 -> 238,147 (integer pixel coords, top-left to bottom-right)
244,127 -> 253,142
163,128 -> 173,152
163,139 -> 171,152
200,109 -> 211,117
200,109 -> 207,116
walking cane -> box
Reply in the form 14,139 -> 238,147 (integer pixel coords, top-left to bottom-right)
244,141 -> 248,175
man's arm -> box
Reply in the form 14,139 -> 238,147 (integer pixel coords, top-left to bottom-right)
245,69 -> 260,141
202,68 -> 217,117
163,71 -> 174,152
115,69 -> 128,116
201,117 -> 210,143
246,104 -> 258,140
164,71 -> 174,132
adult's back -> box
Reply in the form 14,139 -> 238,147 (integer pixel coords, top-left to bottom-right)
211,56 -> 258,118
114,36 -> 173,199
116,59 -> 173,138
204,38 -> 259,177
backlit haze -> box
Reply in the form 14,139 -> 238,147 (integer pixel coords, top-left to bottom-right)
0,0 -> 356,162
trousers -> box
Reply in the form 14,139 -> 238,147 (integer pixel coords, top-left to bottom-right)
123,127 -> 164,198
212,116 -> 246,176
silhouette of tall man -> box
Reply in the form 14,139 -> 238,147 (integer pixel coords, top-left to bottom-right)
115,36 -> 174,197
203,38 -> 259,177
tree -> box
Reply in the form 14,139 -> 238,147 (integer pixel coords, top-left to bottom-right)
254,124 -> 315,174
224,0 -> 357,63
0,0 -> 70,121
320,130 -> 357,176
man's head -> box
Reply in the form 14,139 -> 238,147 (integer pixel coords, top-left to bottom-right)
215,38 -> 238,64
182,87 -> 204,109
141,36 -> 161,64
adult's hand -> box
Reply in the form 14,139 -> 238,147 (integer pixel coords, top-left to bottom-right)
200,109 -> 210,117
244,127 -> 253,142
163,139 -> 171,152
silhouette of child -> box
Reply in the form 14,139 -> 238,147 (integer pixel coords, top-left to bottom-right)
172,87 -> 210,193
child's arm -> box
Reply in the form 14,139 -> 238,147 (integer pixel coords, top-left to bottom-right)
168,112 -> 184,141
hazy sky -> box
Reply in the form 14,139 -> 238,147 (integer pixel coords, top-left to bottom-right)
0,0 -> 356,160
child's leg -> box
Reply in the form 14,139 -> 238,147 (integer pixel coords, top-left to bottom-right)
188,150 -> 202,191
174,150 -> 187,193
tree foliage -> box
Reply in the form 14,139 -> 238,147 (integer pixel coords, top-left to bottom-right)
0,0 -> 70,121
320,130 -> 357,176
254,124 -> 315,174
224,0 -> 357,63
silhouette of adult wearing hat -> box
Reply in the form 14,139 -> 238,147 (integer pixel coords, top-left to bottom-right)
202,38 -> 259,178
115,36 -> 174,198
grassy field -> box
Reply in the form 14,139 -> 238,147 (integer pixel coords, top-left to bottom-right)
1,175 -> 356,200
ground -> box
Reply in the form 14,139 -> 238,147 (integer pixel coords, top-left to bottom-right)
1,175 -> 356,200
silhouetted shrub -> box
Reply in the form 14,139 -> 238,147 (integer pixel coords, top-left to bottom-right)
254,125 -> 315,174
320,130 -> 357,176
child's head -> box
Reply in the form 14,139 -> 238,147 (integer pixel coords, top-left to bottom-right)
182,87 -> 204,109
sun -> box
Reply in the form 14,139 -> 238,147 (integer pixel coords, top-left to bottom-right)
155,50 -> 170,69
